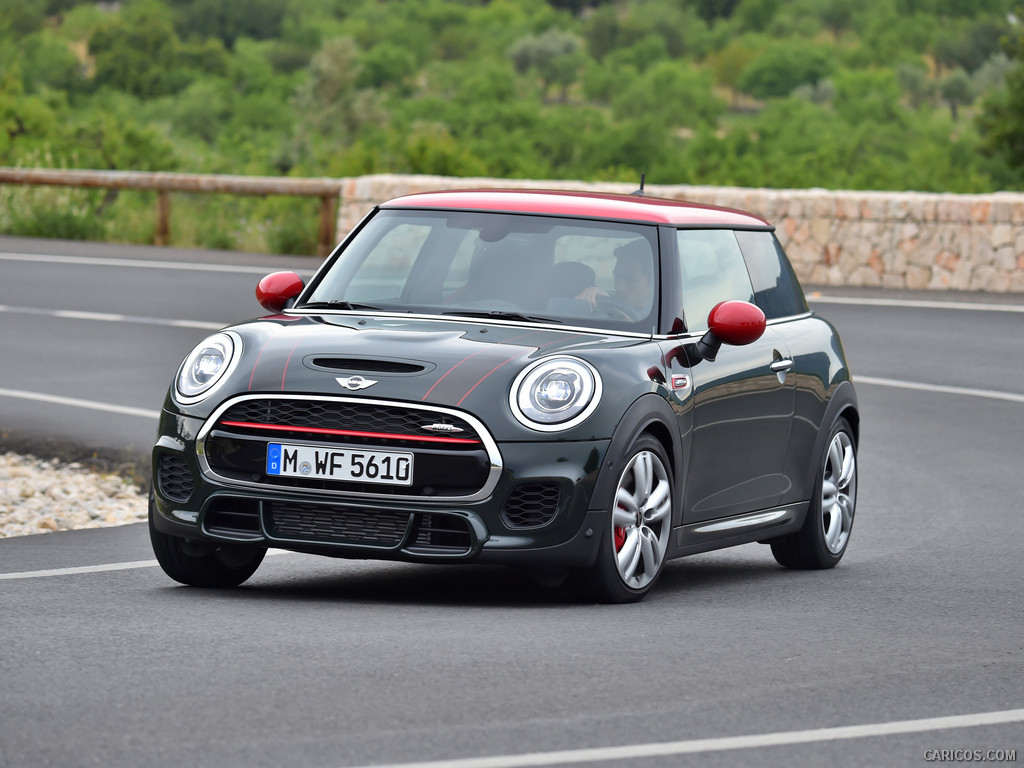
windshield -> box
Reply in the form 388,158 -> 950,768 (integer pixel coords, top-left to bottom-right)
302,209 -> 660,333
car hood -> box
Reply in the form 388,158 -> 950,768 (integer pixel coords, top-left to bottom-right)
208,313 -> 644,417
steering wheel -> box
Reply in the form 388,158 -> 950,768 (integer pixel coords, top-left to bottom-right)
595,294 -> 642,321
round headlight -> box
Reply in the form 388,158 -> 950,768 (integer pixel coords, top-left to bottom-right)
175,332 -> 240,402
510,357 -> 602,431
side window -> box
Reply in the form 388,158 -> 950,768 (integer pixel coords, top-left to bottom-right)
676,230 -> 754,332
735,230 -> 808,319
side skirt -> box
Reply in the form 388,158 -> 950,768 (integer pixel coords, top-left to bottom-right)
669,502 -> 809,558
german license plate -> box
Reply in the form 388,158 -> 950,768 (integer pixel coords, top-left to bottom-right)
266,444 -> 413,486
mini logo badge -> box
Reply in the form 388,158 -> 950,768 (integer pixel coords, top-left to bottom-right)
424,423 -> 464,434
336,375 -> 377,391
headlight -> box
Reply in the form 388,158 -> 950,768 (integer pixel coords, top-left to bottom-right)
510,357 -> 602,431
175,332 -> 240,403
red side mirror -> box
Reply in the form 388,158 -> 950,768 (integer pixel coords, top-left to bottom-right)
695,301 -> 766,362
708,300 -> 766,346
256,271 -> 304,313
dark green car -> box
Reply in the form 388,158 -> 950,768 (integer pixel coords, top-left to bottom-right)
150,188 -> 859,602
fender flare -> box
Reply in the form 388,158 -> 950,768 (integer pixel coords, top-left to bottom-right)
799,378 -> 860,500
587,393 -> 685,527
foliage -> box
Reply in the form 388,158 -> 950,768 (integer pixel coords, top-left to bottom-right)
0,0 -> 1021,252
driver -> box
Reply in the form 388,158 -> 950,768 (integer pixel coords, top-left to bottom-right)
576,239 -> 654,318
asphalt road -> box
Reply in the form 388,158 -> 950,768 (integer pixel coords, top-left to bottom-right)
1,237 -> 1022,768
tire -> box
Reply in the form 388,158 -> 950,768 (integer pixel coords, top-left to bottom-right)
771,416 -> 857,569
568,435 -> 673,603
149,491 -> 266,588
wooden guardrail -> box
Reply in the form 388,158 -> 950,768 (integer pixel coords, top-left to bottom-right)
0,168 -> 341,257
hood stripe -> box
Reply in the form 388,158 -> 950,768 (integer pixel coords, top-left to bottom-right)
280,337 -> 306,390
456,351 -> 525,407
439,332 -> 593,407
248,337 -> 274,391
421,329 -> 544,402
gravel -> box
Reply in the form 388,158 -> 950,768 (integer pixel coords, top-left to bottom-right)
0,452 -> 148,538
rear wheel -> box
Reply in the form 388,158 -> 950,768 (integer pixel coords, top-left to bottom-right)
149,491 -> 266,587
771,417 -> 857,569
569,435 -> 673,603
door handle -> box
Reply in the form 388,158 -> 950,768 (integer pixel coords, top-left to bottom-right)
770,359 -> 794,373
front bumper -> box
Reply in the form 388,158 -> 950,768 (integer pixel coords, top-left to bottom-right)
152,408 -> 609,568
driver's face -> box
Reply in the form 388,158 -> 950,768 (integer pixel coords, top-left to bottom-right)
614,264 -> 652,311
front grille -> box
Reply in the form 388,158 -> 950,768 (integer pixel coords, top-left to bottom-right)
158,454 -> 194,502
501,483 -> 561,528
266,500 -> 410,546
202,396 -> 496,499
217,398 -> 481,443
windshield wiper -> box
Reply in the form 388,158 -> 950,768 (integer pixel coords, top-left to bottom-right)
440,310 -> 562,324
297,300 -> 380,311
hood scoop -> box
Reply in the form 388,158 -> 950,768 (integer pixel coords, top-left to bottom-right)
306,356 -> 429,375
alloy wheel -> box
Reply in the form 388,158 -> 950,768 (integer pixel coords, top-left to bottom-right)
821,431 -> 856,555
611,450 -> 672,589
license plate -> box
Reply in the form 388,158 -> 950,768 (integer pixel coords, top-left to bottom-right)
266,444 -> 413,486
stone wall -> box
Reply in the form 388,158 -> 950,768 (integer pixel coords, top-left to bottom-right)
338,174 -> 1024,293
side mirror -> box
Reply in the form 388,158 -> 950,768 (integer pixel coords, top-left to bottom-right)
256,271 -> 304,313
694,300 -> 766,363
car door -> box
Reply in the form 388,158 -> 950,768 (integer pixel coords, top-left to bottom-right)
670,228 -> 796,522
734,230 -> 843,506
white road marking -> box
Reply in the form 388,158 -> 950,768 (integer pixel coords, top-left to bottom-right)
809,295 -> 1024,313
0,251 -> 305,274
0,388 -> 161,419
344,708 -> 1024,768
0,304 -> 223,329
0,560 -> 159,580
0,550 -> 290,581
856,375 -> 1024,404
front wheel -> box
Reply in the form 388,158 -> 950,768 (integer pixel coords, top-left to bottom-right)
771,417 -> 857,569
149,491 -> 266,587
568,435 -> 673,603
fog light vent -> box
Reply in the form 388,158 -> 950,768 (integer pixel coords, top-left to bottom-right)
501,483 -> 560,529
158,454 -> 194,503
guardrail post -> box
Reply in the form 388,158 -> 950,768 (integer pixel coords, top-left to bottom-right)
156,190 -> 170,246
318,195 -> 336,258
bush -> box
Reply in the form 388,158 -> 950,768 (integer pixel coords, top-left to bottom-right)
0,184 -> 107,241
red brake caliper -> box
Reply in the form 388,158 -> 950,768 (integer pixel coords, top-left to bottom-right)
614,506 -> 627,551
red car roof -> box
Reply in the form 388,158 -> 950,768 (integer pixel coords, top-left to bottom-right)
381,189 -> 771,228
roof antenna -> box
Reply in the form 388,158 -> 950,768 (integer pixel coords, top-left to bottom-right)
631,173 -> 646,197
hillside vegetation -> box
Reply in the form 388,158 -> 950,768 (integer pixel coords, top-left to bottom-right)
2,0 -> 1024,253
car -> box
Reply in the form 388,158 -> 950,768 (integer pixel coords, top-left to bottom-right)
149,187 -> 859,603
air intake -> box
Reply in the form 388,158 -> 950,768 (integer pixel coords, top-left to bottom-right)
310,358 -> 425,374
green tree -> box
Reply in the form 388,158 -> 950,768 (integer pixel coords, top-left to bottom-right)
295,36 -> 384,142
358,43 -> 418,91
820,0 -> 854,38
612,60 -> 725,128
939,68 -> 976,120
736,41 -> 835,100
169,0 -> 286,49
89,1 -> 189,98
897,61 -> 935,109
508,28 -> 584,102
832,68 -> 905,124
0,69 -> 58,159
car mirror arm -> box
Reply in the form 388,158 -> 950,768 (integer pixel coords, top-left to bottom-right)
694,330 -> 724,363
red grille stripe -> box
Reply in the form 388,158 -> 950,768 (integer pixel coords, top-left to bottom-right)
217,420 -> 480,444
